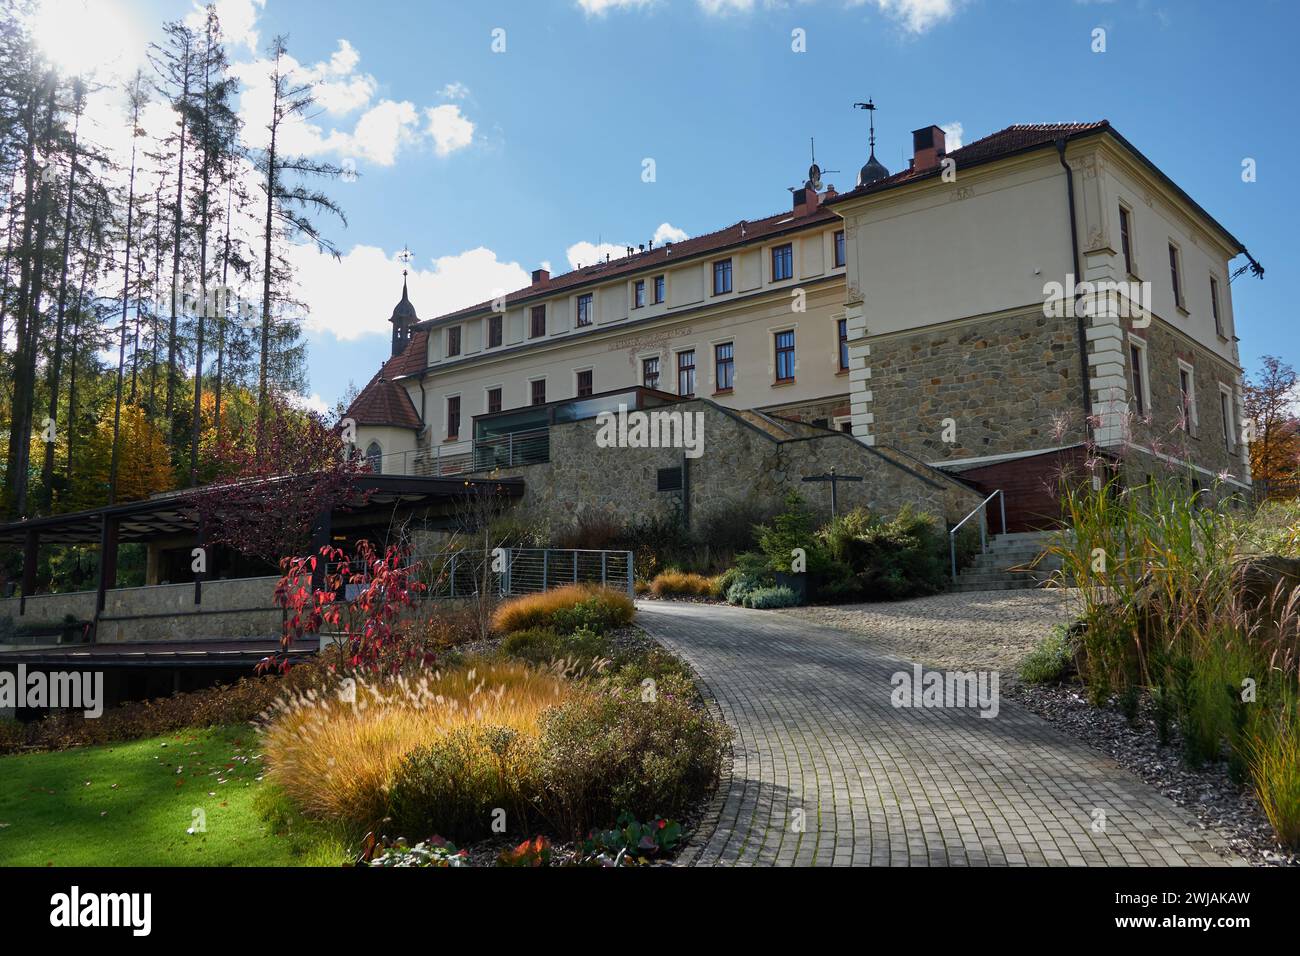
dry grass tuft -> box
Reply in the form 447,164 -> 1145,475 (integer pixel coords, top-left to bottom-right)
490,583 -> 634,634
257,660 -> 585,828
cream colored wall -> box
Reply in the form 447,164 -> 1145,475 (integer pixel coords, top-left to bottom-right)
357,425 -> 420,471
838,152 -> 1075,338
355,224 -> 851,449
399,281 -> 850,443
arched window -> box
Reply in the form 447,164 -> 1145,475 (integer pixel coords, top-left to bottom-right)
365,441 -> 383,473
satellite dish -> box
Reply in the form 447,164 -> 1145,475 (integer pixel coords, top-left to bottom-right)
808,162 -> 822,189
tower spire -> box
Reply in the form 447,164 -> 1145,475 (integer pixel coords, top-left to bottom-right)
852,99 -> 890,187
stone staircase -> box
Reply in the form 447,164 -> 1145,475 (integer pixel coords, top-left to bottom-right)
951,531 -> 1060,593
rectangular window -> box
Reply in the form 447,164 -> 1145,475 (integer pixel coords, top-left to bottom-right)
1169,243 -> 1183,308
1220,388 -> 1235,452
1179,364 -> 1197,433
775,330 -> 796,383
1129,343 -> 1146,414
487,313 -> 502,348
576,369 -> 593,397
633,279 -> 645,309
642,356 -> 660,390
446,396 -> 461,439
715,342 -> 734,392
837,318 -> 849,371
576,293 -> 593,327
771,243 -> 793,281
834,230 -> 846,268
712,258 -> 732,295
530,379 -> 546,406
677,350 -> 696,397
1210,276 -> 1223,337
487,387 -> 502,414
530,305 -> 546,338
1119,206 -> 1133,276
653,274 -> 665,303
657,466 -> 683,492
446,326 -> 461,358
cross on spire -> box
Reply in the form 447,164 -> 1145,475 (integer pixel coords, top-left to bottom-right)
397,245 -> 413,277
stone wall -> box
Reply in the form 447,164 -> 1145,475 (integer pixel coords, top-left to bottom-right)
480,398 -> 983,536
0,575 -> 281,647
864,308 -> 1088,463
1122,319 -> 1248,484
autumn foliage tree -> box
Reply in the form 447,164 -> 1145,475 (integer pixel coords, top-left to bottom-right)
194,391 -> 366,563
1244,355 -> 1300,492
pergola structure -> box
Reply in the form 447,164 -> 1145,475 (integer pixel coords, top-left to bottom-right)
0,472 -> 524,633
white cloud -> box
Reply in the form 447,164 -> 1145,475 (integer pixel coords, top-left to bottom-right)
697,0 -> 757,13
289,391 -> 332,416
426,104 -> 475,157
565,241 -> 630,270
186,0 -> 265,54
940,121 -> 963,149
862,0 -> 962,34
351,100 -> 421,166
653,222 -> 690,244
439,82 -> 471,100
289,244 -> 530,342
577,0 -> 656,14
566,223 -> 689,269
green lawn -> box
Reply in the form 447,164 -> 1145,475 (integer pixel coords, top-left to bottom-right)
0,725 -> 347,866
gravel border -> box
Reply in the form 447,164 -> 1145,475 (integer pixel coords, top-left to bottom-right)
1003,681 -> 1297,867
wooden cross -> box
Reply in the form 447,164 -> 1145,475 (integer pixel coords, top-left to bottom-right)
801,466 -> 864,518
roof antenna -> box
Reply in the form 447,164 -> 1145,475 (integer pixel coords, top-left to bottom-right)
806,136 -> 838,190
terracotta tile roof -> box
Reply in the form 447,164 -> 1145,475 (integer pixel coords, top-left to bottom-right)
828,121 -> 1112,203
415,202 -> 841,331
345,369 -> 422,430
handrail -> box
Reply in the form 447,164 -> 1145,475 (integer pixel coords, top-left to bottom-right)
949,489 -> 1006,581
365,426 -> 552,478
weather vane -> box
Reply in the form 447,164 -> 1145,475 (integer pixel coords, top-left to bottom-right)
853,99 -> 879,152
398,245 -> 413,277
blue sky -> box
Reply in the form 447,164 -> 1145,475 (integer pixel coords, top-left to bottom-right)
61,0 -> 1300,410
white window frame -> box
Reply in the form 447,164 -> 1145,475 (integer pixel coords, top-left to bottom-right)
445,392 -> 462,440
1177,359 -> 1198,435
1218,382 -> 1236,453
573,366 -> 594,398
1127,334 -> 1150,416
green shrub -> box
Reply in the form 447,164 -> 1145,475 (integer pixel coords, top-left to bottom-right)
813,505 -> 948,601
537,689 -> 728,837
1019,626 -> 1075,684
743,585 -> 799,609
388,724 -> 539,843
1246,700 -> 1300,850
724,571 -> 764,606
500,626 -> 609,665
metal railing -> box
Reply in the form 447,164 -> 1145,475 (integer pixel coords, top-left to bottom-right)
329,548 -> 635,601
472,427 -> 550,471
496,548 -> 635,599
367,427 -> 551,478
949,489 -> 1005,581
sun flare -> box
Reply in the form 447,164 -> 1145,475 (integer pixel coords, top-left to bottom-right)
27,0 -> 140,78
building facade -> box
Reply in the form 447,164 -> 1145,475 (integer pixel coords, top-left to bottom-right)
350,119 -> 1257,532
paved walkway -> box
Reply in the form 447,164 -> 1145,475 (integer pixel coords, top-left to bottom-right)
637,599 -> 1245,867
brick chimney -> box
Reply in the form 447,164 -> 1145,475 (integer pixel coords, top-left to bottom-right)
792,186 -> 821,216
531,268 -> 550,285
910,125 -> 946,172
